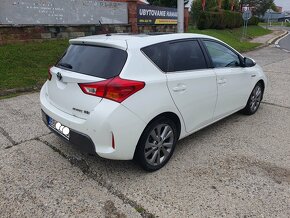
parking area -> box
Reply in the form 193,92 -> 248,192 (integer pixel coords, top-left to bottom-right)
0,46 -> 290,217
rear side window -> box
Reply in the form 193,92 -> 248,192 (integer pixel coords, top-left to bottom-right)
56,45 -> 127,79
142,43 -> 166,72
167,40 -> 207,72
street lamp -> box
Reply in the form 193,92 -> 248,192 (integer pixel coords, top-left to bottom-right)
266,9 -> 272,29
177,0 -> 184,33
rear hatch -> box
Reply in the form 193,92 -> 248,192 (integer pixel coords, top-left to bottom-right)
47,42 -> 128,119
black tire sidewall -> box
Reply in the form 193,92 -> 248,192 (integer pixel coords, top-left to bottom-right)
134,117 -> 178,171
242,83 -> 263,115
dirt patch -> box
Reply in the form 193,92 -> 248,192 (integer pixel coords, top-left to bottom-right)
104,200 -> 126,218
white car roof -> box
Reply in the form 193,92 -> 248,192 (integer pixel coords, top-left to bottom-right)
69,33 -> 218,50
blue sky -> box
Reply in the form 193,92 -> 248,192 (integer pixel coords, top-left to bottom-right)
275,0 -> 290,11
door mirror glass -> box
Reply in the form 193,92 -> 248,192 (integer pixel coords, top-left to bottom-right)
243,57 -> 256,67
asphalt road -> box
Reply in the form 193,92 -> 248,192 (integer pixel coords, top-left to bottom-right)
1,46 -> 290,217
278,30 -> 290,51
268,25 -> 290,52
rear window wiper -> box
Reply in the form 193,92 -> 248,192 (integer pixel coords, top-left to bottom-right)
58,62 -> 73,69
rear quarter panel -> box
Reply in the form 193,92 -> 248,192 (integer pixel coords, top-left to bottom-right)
119,48 -> 187,139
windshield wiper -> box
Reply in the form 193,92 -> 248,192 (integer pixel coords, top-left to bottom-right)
58,62 -> 73,69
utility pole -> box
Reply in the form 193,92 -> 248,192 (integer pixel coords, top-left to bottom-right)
177,0 -> 184,33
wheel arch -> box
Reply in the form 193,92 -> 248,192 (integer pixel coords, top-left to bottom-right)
145,112 -> 182,140
257,79 -> 265,99
257,79 -> 265,90
133,111 -> 182,166
134,111 -> 182,158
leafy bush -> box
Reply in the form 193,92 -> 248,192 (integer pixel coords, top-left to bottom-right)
191,0 -> 218,25
197,12 -> 208,30
190,0 -> 203,26
248,16 -> 260,25
223,0 -> 230,10
197,11 -> 243,30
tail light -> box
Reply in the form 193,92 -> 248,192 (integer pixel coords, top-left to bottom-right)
48,67 -> 52,81
79,76 -> 145,103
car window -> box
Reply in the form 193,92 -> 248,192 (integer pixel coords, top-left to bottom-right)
204,40 -> 241,68
142,43 -> 166,72
56,45 -> 127,79
167,40 -> 207,72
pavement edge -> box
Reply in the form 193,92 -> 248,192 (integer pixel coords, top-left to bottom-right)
268,29 -> 289,45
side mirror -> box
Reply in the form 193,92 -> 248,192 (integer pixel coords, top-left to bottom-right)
243,57 -> 256,67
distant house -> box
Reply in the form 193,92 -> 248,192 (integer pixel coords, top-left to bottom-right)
278,16 -> 290,22
262,9 -> 284,22
278,11 -> 290,22
276,6 -> 283,13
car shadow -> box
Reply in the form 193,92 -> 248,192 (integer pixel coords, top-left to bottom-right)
60,111 -> 248,175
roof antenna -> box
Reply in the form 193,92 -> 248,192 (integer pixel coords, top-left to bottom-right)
99,20 -> 111,36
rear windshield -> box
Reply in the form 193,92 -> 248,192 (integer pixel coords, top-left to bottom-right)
56,44 -> 127,79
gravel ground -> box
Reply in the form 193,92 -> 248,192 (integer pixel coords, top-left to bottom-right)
0,46 -> 290,217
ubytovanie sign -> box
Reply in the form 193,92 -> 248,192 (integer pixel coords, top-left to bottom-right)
137,5 -> 177,25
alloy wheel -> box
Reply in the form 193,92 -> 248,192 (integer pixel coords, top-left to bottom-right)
250,85 -> 262,112
144,124 -> 174,166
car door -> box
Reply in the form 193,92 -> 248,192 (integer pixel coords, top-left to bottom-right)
202,40 -> 250,119
166,39 -> 217,133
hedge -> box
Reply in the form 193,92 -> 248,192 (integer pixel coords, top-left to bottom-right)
248,16 -> 260,26
197,11 -> 243,30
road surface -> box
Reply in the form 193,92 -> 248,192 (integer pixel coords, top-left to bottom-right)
1,46 -> 290,217
279,30 -> 290,51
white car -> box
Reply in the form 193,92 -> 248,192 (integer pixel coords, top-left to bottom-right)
40,33 -> 267,171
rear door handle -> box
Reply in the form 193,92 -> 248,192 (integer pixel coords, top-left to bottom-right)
172,84 -> 187,92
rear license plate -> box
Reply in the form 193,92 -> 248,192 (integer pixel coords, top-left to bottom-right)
48,116 -> 70,140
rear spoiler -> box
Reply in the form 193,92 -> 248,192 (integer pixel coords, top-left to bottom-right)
69,38 -> 127,50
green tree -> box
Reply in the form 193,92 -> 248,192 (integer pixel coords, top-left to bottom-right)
223,0 -> 230,10
147,0 -> 189,7
147,0 -> 177,7
243,0 -> 274,16
205,0 -> 218,11
270,2 -> 279,12
190,0 -> 202,25
146,0 -> 158,6
159,0 -> 177,7
233,0 -> 240,11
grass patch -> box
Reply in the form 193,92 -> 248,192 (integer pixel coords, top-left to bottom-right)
0,39 -> 68,92
188,25 -> 272,52
259,22 -> 284,26
0,91 -> 41,100
0,93 -> 21,100
135,206 -> 145,213
0,26 -> 272,93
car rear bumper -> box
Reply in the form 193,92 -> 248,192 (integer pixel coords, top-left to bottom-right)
40,82 -> 146,160
42,110 -> 96,154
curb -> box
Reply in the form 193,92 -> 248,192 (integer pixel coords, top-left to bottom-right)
247,30 -> 289,52
273,30 -> 290,53
267,30 -> 289,45
0,85 -> 42,97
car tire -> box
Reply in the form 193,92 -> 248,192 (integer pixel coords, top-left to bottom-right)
241,82 -> 264,115
134,117 -> 178,171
